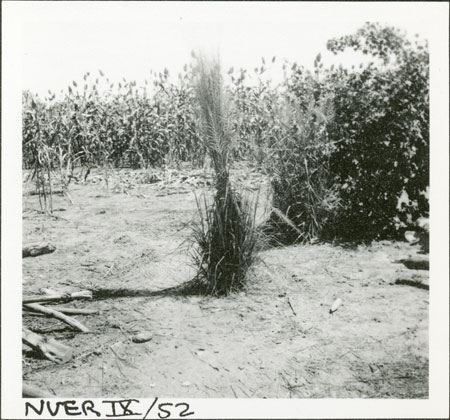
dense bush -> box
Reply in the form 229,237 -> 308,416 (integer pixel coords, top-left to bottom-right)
325,23 -> 429,239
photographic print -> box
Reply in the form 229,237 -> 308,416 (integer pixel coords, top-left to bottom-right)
2,1 -> 449,419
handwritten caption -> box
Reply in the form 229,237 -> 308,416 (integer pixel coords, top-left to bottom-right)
25,398 -> 195,419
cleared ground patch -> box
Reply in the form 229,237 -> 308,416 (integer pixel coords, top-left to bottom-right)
22,168 -> 428,398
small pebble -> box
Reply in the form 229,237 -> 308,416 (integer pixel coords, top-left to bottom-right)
132,331 -> 153,343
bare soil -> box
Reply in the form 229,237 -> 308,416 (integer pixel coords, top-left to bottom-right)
22,167 -> 428,398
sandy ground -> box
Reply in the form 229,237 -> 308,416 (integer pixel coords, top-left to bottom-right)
22,168 -> 428,398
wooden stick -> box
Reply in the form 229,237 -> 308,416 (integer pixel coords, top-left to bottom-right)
271,207 -> 304,238
23,328 -> 73,363
24,303 -> 90,333
396,258 -> 429,271
23,383 -> 54,398
51,307 -> 98,315
25,325 -> 68,334
23,309 -> 46,316
103,263 -> 116,278
25,306 -> 98,315
22,243 -> 56,258
395,279 -> 429,290
287,297 -> 297,316
23,290 -> 92,304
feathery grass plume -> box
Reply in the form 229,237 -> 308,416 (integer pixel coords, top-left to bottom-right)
193,53 -> 232,194
190,53 -> 260,295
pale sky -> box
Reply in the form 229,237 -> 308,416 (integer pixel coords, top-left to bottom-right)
12,2 -> 436,97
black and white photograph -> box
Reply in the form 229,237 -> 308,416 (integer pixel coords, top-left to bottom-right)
1,1 -> 449,418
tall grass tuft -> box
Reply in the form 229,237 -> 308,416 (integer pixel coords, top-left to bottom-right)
190,190 -> 260,295
190,54 -> 260,295
265,89 -> 340,244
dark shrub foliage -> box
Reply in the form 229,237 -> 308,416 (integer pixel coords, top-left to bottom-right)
325,23 -> 429,240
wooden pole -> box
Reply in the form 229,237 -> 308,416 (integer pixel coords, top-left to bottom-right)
23,290 -> 92,304
24,303 -> 90,333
